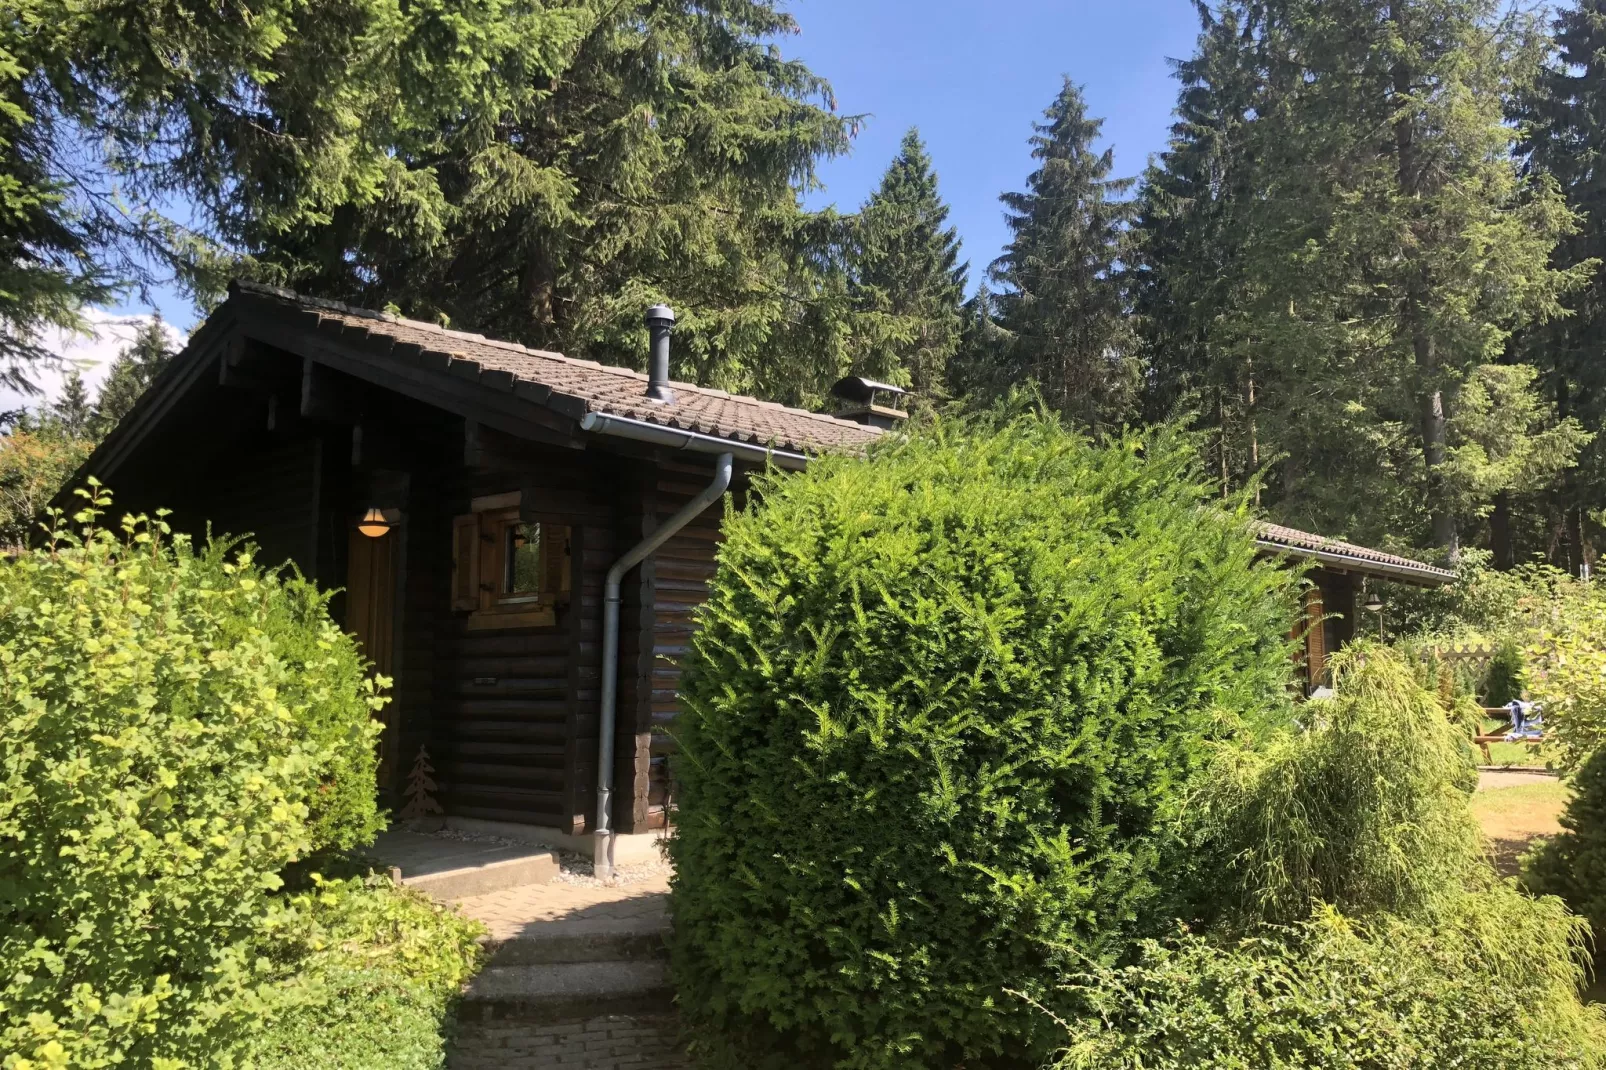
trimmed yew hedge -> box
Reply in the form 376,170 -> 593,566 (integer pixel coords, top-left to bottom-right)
667,415 -> 1299,1069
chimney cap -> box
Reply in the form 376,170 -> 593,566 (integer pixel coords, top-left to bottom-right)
645,304 -> 675,327
829,376 -> 908,405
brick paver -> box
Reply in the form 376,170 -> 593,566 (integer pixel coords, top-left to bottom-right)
451,1013 -> 686,1070
454,869 -> 671,942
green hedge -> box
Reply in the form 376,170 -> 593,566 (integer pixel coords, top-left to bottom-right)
0,489 -> 389,1066
243,876 -> 483,1070
668,416 -> 1298,1069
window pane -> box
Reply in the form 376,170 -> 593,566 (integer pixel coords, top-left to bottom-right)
506,523 -> 542,594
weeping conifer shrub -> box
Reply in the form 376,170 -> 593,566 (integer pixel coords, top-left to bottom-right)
1048,642 -> 1606,1068
1186,643 -> 1484,926
667,413 -> 1299,1070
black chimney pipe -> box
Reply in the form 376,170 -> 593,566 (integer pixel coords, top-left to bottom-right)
645,305 -> 675,404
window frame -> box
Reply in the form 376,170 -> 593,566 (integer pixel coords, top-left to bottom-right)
452,494 -> 572,630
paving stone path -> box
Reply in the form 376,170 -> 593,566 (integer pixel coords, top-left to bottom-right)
447,863 -> 684,1069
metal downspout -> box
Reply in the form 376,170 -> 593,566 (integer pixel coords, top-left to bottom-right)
594,451 -> 733,879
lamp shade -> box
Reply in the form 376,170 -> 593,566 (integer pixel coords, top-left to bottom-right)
1363,592 -> 1383,613
357,507 -> 392,538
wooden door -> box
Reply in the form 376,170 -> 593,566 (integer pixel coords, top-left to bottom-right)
346,525 -> 399,788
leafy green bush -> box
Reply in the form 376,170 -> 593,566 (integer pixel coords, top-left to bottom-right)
1188,644 -> 1483,926
243,876 -> 483,1070
1052,891 -> 1606,1069
1524,746 -> 1606,940
668,416 -> 1299,1070
0,489 -> 388,1066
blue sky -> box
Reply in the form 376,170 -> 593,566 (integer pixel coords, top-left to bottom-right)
105,1 -> 1203,335
794,0 -> 1204,287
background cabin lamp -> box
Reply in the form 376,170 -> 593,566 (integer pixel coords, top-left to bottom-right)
357,507 -> 392,538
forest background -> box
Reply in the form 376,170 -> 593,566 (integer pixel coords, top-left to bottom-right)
6,0 -> 1606,567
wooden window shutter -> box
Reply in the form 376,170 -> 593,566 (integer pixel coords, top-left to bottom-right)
451,514 -> 480,611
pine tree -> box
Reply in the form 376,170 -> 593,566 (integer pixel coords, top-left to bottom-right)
987,79 -> 1138,431
92,319 -> 172,437
1515,0 -> 1606,571
1134,3 -> 1268,494
1143,0 -> 1582,554
49,373 -> 93,440
846,129 -> 967,399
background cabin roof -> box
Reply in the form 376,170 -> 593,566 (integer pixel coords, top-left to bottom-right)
231,282 -> 883,456
1255,521 -> 1456,586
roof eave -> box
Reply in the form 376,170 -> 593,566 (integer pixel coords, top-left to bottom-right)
1256,538 -> 1456,587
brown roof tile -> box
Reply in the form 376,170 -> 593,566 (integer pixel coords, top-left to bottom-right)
1255,521 -> 1456,585
234,282 -> 882,456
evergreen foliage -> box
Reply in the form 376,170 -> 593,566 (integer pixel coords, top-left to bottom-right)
668,414 -> 1298,1069
4,0 -> 871,406
1140,0 -> 1584,554
1188,644 -> 1483,927
1482,639 -> 1526,707
0,486 -> 388,1065
983,81 -> 1138,431
846,129 -> 967,399
1052,892 -> 1606,1069
241,876 -> 482,1070
1515,0 -> 1606,573
1524,746 -> 1606,942
92,318 -> 173,437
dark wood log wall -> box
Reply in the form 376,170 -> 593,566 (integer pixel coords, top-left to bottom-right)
96,331 -> 748,836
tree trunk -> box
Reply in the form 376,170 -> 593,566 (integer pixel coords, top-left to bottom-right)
1217,388 -> 1230,499
1490,491 -> 1513,570
1246,367 -> 1261,507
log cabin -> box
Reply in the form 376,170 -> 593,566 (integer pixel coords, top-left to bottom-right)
63,282 -> 1453,871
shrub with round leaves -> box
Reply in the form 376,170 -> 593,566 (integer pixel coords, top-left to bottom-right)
0,486 -> 387,1067
667,415 -> 1299,1069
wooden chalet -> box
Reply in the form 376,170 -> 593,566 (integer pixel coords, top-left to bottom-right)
67,282 -> 1453,868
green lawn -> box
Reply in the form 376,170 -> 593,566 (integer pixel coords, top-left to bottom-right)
1478,718 -> 1553,769
1470,777 -> 1569,877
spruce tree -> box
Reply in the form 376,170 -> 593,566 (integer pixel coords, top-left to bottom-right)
987,79 -> 1138,431
1143,0 -> 1581,554
1134,3 -> 1267,494
846,129 -> 967,399
238,1 -> 863,408
92,319 -> 172,437
48,374 -> 93,441
1515,0 -> 1606,571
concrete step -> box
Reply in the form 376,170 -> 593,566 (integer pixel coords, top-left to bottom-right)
370,829 -> 559,899
482,916 -> 668,966
460,961 -> 673,1021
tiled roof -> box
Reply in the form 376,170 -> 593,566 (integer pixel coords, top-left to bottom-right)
232,282 -> 882,456
1255,521 -> 1456,586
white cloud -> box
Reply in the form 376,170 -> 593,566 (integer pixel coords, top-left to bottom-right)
3,310 -> 185,415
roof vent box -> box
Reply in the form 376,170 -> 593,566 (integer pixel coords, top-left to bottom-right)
829,376 -> 909,429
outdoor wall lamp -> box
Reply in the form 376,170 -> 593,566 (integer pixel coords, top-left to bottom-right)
1363,591 -> 1384,639
358,507 -> 393,538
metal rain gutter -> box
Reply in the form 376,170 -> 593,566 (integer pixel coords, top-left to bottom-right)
578,410 -> 810,471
